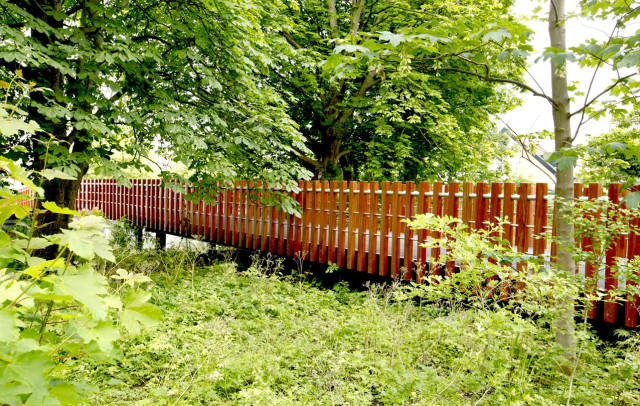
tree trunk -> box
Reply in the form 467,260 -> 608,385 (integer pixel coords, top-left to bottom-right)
548,0 -> 576,369
25,0 -> 98,258
315,127 -> 344,179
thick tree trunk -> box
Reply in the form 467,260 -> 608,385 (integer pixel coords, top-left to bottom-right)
549,0 -> 576,369
315,128 -> 344,179
24,0 -> 97,258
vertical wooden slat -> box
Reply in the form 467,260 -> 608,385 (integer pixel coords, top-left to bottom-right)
403,182 -> 416,281
202,189 -> 210,240
197,186 -> 204,237
87,178 -> 92,211
103,180 -> 109,219
195,185 -> 201,236
604,183 -> 623,323
269,190 -> 278,253
293,181 -> 305,256
130,180 -> 135,225
147,179 -> 152,229
533,183 -> 548,257
137,179 -> 142,227
103,180 -> 109,218
112,181 -> 117,220
318,181 -> 329,263
78,179 -> 84,210
149,180 -> 155,229
96,179 -> 101,212
207,184 -> 215,241
256,187 -> 266,250
584,183 -> 603,320
445,182 -> 460,277
117,180 -> 122,221
119,181 -> 124,221
106,180 -> 110,217
430,182 -> 443,278
328,181 -> 338,264
225,186 -> 233,245
125,180 -> 131,224
158,182 -> 163,231
253,182 -> 262,250
232,181 -> 240,246
176,184 -> 182,235
153,180 -> 159,230
164,183 -> 170,232
390,182 -> 402,278
122,181 -> 127,222
141,179 -> 147,228
415,182 -> 429,282
462,182 -> 473,229
92,178 -> 96,210
299,181 -> 312,259
503,183 -> 516,246
474,183 -> 489,231
346,181 -> 359,270
258,186 -> 268,251
378,182 -> 391,276
625,188 -> 640,328
310,181 -> 321,261
288,183 -> 301,257
573,183 -> 584,275
191,186 -> 198,236
105,179 -> 116,220
178,183 -> 185,235
167,185 -> 174,234
245,182 -> 255,248
336,181 -> 348,267
487,183 -> 503,292
367,182 -> 379,275
515,183 -> 532,295
277,188 -> 287,255
216,183 -> 224,243
146,179 -> 152,229
500,182 -> 515,300
357,182 -> 370,272
238,181 -> 246,247
76,179 -> 82,210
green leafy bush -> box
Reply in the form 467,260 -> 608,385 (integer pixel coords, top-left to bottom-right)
0,75 -> 161,405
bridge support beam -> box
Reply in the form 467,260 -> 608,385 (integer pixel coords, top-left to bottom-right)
135,227 -> 143,248
156,232 -> 167,250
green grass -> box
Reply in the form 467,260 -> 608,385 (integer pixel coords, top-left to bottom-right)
84,262 -> 640,406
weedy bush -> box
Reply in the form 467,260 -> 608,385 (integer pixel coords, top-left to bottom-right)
0,76 -> 161,405
84,262 -> 640,406
405,202 -> 640,405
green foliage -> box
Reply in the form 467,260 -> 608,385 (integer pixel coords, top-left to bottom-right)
0,88 -> 160,405
405,198 -> 640,404
267,0 -> 522,180
578,112 -> 640,185
85,262 -> 640,405
0,0 -> 311,205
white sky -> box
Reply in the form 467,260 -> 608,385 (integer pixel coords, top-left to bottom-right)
500,0 -> 638,150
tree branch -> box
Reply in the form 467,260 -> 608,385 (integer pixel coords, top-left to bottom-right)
350,0 -> 365,39
435,67 -> 558,107
327,0 -> 338,39
292,148 -> 320,169
280,31 -> 303,50
569,73 -> 636,118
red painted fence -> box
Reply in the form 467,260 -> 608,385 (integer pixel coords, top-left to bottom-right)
15,179 -> 640,327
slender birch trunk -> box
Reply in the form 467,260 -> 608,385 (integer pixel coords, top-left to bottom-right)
548,0 -> 576,369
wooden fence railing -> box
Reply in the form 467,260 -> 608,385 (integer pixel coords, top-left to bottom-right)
14,179 -> 640,328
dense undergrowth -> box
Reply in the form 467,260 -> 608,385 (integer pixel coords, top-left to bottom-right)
84,246 -> 640,406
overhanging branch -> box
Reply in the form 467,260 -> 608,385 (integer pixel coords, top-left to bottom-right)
436,67 -> 558,108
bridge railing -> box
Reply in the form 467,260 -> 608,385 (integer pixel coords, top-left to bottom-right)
13,179 -> 640,327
